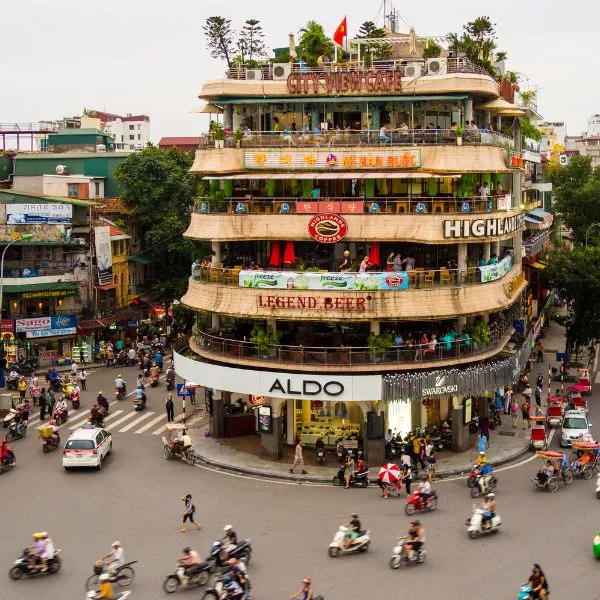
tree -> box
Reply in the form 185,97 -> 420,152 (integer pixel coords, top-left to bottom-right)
541,246 -> 600,352
550,155 -> 600,245
521,117 -> 542,142
115,147 -> 210,307
203,16 -> 236,68
355,21 -> 392,61
238,18 -> 267,65
298,20 -> 334,66
422,39 -> 442,59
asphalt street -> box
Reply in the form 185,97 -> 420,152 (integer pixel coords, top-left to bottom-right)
2,364 -> 600,600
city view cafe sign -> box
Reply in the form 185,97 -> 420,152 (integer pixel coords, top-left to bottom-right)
287,70 -> 402,95
443,214 -> 524,239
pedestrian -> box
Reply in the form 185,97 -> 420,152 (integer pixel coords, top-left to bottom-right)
165,393 -> 174,422
79,347 -> 85,364
70,361 -> 78,377
503,387 -> 512,414
79,368 -> 87,391
510,400 -> 518,427
536,372 -> 544,391
180,493 -> 201,532
534,385 -> 542,407
401,464 -> 413,494
481,418 -> 491,444
425,439 -> 436,482
290,438 -> 307,474
521,399 -> 531,430
523,384 -> 533,404
39,388 -> 47,421
18,377 -> 27,400
536,340 -> 544,363
189,387 -> 196,405
29,372 -> 39,396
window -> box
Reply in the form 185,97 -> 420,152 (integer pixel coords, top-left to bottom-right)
94,182 -> 100,197
65,440 -> 94,450
121,135 -> 124,142
130,145 -> 135,150
129,124 -> 134,130
138,134 -> 141,140
137,124 -> 141,130
67,183 -> 78,198
112,242 -> 117,256
129,135 -> 135,140
119,239 -> 124,255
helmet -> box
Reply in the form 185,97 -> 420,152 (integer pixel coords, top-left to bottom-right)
479,451 -> 485,456
99,573 -> 110,582
303,577 -> 312,584
33,533 -> 43,539
41,532 -> 48,538
112,541 -> 120,548
224,525 -> 232,531
48,420 -> 56,426
183,547 -> 191,554
118,374 -> 122,378
350,513 -> 358,518
486,493 -> 495,499
98,391 -> 103,395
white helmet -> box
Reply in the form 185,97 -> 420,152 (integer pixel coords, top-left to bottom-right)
224,525 -> 233,531
486,493 -> 495,499
99,573 -> 110,582
112,541 -> 121,548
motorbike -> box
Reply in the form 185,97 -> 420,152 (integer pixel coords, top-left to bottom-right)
9,358 -> 38,376
162,560 -> 211,593
6,421 -> 27,442
0,452 -> 16,473
86,592 -> 130,600
149,373 -> 159,387
385,440 -> 399,460
133,395 -> 146,412
166,372 -> 175,391
115,386 -> 127,401
490,407 -> 503,429
85,560 -> 138,592
6,377 -> 18,390
468,415 -> 480,434
466,506 -> 502,539
404,490 -> 438,516
40,431 -> 61,453
115,351 -> 128,367
316,443 -> 326,465
389,539 -> 426,569
594,533 -> 600,559
9,548 -> 62,579
50,378 -> 63,392
328,526 -> 370,557
596,473 -> 600,499
470,474 -> 497,498
3,408 -> 19,429
467,464 -> 481,488
71,390 -> 80,410
53,408 -> 68,426
332,466 -> 369,488
207,540 -> 252,572
519,584 -> 533,599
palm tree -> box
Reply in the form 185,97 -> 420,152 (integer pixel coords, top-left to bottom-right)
298,20 -> 334,66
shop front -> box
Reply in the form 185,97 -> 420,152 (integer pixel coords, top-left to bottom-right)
15,315 -> 78,366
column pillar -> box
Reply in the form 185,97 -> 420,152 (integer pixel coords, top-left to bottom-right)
224,105 -> 233,130
483,242 -> 491,264
211,241 -> 221,265
260,398 -> 285,459
451,405 -> 470,452
493,240 -> 500,259
371,105 -> 381,132
457,316 -> 467,332
369,321 -> 380,335
513,233 -> 523,264
210,391 -> 225,438
465,98 -> 474,123
311,105 -> 320,130
457,243 -> 467,281
211,314 -> 221,330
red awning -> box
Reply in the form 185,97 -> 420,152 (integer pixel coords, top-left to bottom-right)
98,283 -> 118,291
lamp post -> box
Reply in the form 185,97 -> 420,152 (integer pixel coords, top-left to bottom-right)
585,223 -> 600,247
0,234 -> 34,320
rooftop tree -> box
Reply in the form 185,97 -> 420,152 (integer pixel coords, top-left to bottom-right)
238,18 -> 267,66
298,20 -> 334,66
203,16 -> 236,68
355,20 -> 392,63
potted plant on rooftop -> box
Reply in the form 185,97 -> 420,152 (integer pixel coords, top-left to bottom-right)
455,124 -> 464,146
210,121 -> 225,149
250,325 -> 281,359
233,127 -> 244,148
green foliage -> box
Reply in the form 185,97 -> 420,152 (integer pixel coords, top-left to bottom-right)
355,21 -> 392,61
521,117 -> 542,142
542,246 -> 600,350
455,125 -> 465,137
368,332 -> 394,359
550,155 -> 600,244
422,39 -> 442,59
211,122 -> 225,140
250,325 -> 281,355
503,71 -> 520,85
238,18 -> 267,63
298,20 -> 334,66
203,16 -> 236,68
172,303 -> 195,334
114,147 -> 210,305
468,321 -> 491,345
233,128 -> 244,142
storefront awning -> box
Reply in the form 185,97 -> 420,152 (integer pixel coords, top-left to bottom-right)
3,281 -> 79,298
205,172 -> 462,180
529,261 -> 546,270
97,283 -> 118,291
129,254 -> 154,265
526,208 -> 553,223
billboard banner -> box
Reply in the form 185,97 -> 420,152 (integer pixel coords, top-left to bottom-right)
239,270 -> 409,291
6,203 -> 72,224
94,226 -> 113,285
479,255 -> 512,283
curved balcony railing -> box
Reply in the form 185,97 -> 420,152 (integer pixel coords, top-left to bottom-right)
200,128 -> 514,150
193,194 -> 515,216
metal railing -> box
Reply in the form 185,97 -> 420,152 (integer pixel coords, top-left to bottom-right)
200,128 -> 514,150
226,57 -> 493,80
194,194 -> 515,216
523,230 -> 550,258
0,122 -> 59,132
3,265 -> 76,278
192,320 -> 513,368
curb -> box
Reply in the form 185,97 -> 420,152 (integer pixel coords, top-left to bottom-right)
192,441 -> 532,484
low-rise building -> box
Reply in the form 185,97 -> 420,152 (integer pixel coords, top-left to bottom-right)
158,137 -> 200,152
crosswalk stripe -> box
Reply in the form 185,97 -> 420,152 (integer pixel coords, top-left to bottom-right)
118,411 -> 155,432
69,409 -> 124,430
28,409 -> 83,428
103,411 -> 139,430
595,371 -> 600,384
152,413 -> 185,435
135,413 -> 167,434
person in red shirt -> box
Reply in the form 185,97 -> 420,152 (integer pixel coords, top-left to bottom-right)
0,438 -> 15,466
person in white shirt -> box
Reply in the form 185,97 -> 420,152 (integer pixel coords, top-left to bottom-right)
79,369 -> 87,391
418,475 -> 432,505
70,362 -> 78,376
41,532 -> 55,560
385,429 -> 394,444
103,541 -> 125,574
127,347 -> 136,366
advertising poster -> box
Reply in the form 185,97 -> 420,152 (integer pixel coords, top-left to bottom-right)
6,203 -> 72,224
479,255 -> 512,283
94,226 -> 113,285
258,405 -> 273,434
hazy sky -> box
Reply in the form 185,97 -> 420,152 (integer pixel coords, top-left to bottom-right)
5,0 -> 599,140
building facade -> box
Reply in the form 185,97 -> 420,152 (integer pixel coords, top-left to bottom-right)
176,57 -> 529,463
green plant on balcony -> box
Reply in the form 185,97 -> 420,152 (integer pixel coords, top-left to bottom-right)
233,127 -> 244,147
305,266 -> 320,272
455,125 -> 464,146
422,39 -> 442,59
468,321 -> 491,346
368,332 -> 393,362
206,189 -> 225,210
250,325 -> 281,358
212,122 -> 225,141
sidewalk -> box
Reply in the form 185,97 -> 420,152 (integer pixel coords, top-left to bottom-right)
191,317 -> 572,483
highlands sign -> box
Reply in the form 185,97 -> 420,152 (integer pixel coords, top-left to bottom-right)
443,215 -> 524,239
287,70 -> 402,95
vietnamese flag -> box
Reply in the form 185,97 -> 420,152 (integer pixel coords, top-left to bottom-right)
333,16 -> 347,47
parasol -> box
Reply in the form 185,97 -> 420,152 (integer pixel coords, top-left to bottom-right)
289,32 -> 297,59
408,28 -> 417,56
378,463 -> 401,484
368,242 -> 380,267
269,241 -> 282,267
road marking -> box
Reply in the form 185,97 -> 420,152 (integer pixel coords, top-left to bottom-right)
135,413 -> 167,434
69,409 -> 125,430
183,413 -> 206,428
103,411 -> 139,430
118,411 -> 155,432
595,371 -> 600,385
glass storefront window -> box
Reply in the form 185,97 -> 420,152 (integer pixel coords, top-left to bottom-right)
293,399 -> 362,447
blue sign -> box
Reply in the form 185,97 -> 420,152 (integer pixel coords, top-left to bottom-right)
176,383 -> 190,397
51,315 -> 77,329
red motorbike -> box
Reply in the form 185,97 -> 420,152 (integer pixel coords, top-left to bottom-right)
404,490 -> 438,516
467,464 -> 481,488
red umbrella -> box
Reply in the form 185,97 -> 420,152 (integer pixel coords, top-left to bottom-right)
378,463 -> 401,484
269,241 -> 282,267
368,242 -> 381,267
283,241 -> 296,265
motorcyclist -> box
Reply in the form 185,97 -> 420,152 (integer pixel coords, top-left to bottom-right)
289,577 -> 314,600
40,532 -> 55,565
134,380 -> 146,406
400,520 -> 424,560
343,512 -> 361,549
180,546 -> 202,577
90,404 -> 102,426
227,556 -> 249,597
16,401 -> 30,436
45,420 -> 59,445
479,458 -> 493,494
114,375 -> 126,395
474,451 -> 487,466
53,398 -> 68,421
524,564 -> 549,599
481,493 -> 496,530
94,573 -> 113,599
155,351 -> 163,370
221,524 -> 238,555
0,438 -> 15,467
29,532 -> 46,571
102,541 -> 124,575
417,474 -> 432,506
97,392 -> 109,414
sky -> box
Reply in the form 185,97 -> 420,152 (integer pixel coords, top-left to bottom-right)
4,0 -> 600,141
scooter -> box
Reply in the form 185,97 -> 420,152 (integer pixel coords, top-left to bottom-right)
404,490 -> 438,516
162,560 -> 211,593
470,474 -> 497,498
9,548 -> 62,579
467,464 -> 481,488
86,592 -> 131,600
466,506 -> 502,539
328,526 -> 370,557
594,533 -> 600,559
166,372 -> 175,391
0,452 -> 16,473
133,395 -> 146,412
389,539 -> 426,569
518,584 -> 533,599
149,373 -> 159,387
71,390 -> 80,410
6,421 -> 27,442
316,443 -> 326,465
53,408 -> 68,426
206,539 -> 252,571
115,387 -> 127,401
42,433 -> 61,453
332,466 -> 369,488
595,473 -> 600,499
6,377 -> 18,391
2,408 -> 18,429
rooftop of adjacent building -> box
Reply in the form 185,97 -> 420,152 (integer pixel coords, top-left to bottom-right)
87,110 -> 150,123
158,137 -> 200,149
0,188 -> 102,207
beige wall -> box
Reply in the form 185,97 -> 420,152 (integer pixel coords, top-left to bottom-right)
12,175 -> 43,195
185,209 -> 523,244
42,175 -> 104,198
182,267 -> 526,321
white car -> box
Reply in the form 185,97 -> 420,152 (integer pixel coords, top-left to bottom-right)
560,410 -> 592,447
63,426 -> 112,470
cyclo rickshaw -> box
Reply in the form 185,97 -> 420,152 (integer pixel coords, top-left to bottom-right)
529,415 -> 548,451
533,450 -> 573,492
162,423 -> 196,466
570,441 -> 600,479
576,368 -> 592,394
546,394 -> 565,428
567,389 -> 588,413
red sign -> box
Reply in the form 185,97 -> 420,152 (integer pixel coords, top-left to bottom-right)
1,319 -> 13,333
296,201 -> 318,214
308,213 -> 348,243
340,201 -> 364,214
258,295 -> 369,311
385,273 -> 406,288
318,201 -> 341,213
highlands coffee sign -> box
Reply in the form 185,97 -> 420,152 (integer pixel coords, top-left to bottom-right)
443,215 -> 524,239
287,70 -> 402,95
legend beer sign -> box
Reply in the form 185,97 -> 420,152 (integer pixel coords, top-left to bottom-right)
443,215 -> 524,239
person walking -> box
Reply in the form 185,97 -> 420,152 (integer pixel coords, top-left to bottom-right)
290,439 -> 307,475
503,387 -> 512,414
521,399 -> 531,430
165,393 -> 175,422
536,340 -> 544,363
39,388 -> 47,421
180,493 -> 201,532
480,418 -> 490,446
18,377 -> 27,400
401,464 -> 413,494
534,385 -> 542,407
70,361 -> 78,377
79,368 -> 87,391
189,387 -> 196,405
510,400 -> 518,428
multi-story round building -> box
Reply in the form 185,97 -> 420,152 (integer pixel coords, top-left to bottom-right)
175,55 -> 529,464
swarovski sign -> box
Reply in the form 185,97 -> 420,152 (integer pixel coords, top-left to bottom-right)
443,215 -> 524,239
421,375 -> 459,397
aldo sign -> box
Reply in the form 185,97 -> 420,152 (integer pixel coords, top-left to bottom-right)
268,377 -> 345,397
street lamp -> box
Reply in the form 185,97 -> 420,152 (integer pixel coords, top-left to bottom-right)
585,223 -> 600,247
0,234 -> 34,319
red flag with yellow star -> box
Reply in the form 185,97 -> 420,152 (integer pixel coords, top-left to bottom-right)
333,16 -> 347,47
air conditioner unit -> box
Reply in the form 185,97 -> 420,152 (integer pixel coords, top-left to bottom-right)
272,63 -> 291,80
404,63 -> 422,78
245,69 -> 262,81
427,58 -> 447,75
